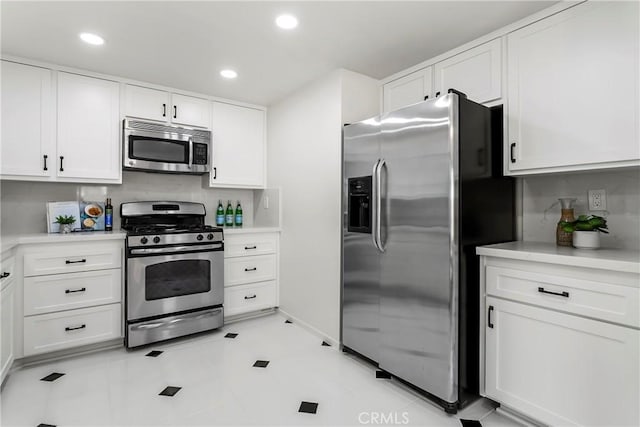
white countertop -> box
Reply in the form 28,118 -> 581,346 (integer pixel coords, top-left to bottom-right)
477,241 -> 640,274
223,227 -> 281,235
1,231 -> 126,254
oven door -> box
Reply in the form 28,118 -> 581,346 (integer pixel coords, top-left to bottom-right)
126,246 -> 223,321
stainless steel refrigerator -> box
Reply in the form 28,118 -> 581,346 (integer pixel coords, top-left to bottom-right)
341,91 -> 514,413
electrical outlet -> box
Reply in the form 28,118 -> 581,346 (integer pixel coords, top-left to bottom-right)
588,189 -> 607,211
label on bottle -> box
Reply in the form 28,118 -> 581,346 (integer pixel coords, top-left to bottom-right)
225,214 -> 234,226
105,209 -> 113,229
235,214 -> 243,226
216,214 -> 225,226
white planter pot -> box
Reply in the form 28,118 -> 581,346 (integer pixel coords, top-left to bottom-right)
573,231 -> 600,249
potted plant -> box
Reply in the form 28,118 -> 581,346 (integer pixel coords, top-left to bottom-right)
55,215 -> 77,234
560,215 -> 608,249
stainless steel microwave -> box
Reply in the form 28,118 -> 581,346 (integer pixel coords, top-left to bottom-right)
123,119 -> 211,174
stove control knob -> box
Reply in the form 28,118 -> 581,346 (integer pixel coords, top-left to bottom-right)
140,237 -> 148,245
197,234 -> 204,241
153,236 -> 161,244
207,233 -> 214,240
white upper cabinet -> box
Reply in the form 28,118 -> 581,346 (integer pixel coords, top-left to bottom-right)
124,85 -> 169,122
383,67 -> 433,113
210,102 -> 265,188
1,61 -> 54,179
506,1 -> 640,174
434,38 -> 501,104
171,93 -> 211,129
57,72 -> 121,182
124,84 -> 211,129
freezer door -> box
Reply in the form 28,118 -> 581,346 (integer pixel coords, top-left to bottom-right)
378,95 -> 459,404
342,120 -> 381,362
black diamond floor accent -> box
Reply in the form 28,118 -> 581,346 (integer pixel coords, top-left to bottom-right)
145,350 -> 163,357
253,360 -> 270,368
285,320 -> 292,324
159,386 -> 182,397
298,401 -> 318,414
40,373 -> 65,382
224,333 -> 238,339
321,341 -> 331,347
460,420 -> 482,427
375,370 -> 391,379
37,424 -> 56,427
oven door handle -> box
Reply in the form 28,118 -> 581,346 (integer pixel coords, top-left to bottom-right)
130,243 -> 222,255
188,136 -> 193,169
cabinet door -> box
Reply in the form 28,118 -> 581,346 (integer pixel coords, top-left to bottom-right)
124,84 -> 169,122
57,72 -> 121,182
485,297 -> 639,427
171,93 -> 211,129
383,67 -> 433,113
434,39 -> 501,104
507,1 -> 640,174
210,102 -> 265,188
1,61 -> 54,179
1,280 -> 15,384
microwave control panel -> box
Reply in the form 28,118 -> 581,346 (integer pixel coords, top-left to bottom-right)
193,143 -> 208,165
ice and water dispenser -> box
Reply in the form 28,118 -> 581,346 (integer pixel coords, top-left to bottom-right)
347,176 -> 372,233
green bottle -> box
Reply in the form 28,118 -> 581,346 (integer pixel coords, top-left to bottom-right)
225,200 -> 234,227
215,200 -> 225,226
234,201 -> 243,227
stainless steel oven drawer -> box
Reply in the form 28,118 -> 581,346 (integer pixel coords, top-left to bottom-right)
127,307 -> 223,348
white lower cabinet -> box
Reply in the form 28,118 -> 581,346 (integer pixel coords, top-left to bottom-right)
485,297 -> 639,427
224,232 -> 278,318
23,304 -> 121,356
0,257 -> 16,384
481,251 -> 640,427
22,240 -> 124,357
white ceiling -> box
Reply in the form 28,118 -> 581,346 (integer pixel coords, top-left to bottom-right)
1,1 -> 556,106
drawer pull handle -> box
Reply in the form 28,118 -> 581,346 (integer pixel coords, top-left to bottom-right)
65,259 -> 87,264
538,287 -> 569,298
65,287 -> 86,294
0,272 -> 10,279
65,324 -> 86,332
244,246 -> 257,250
244,294 -> 257,300
244,267 -> 257,272
488,305 -> 494,329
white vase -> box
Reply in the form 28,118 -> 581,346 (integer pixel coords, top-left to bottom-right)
573,230 -> 600,249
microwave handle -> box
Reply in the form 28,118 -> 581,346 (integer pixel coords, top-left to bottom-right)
188,137 -> 193,169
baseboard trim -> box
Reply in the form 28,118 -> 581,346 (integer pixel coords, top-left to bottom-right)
224,307 -> 277,324
277,308 -> 339,347
495,406 -> 545,427
13,338 -> 124,370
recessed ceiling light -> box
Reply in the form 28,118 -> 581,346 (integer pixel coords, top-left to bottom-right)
79,32 -> 104,45
220,69 -> 238,79
276,14 -> 298,30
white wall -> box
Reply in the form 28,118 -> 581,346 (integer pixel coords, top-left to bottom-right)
0,171 -> 255,235
521,169 -> 640,251
267,69 -> 378,342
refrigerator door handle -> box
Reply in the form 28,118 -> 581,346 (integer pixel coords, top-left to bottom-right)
372,158 -> 386,253
371,159 -> 382,251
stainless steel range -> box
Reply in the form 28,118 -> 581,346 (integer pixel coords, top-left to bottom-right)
121,201 -> 224,348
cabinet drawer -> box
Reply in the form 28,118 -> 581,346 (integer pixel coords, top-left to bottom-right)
224,281 -> 276,317
24,242 -> 122,277
0,255 -> 15,291
23,303 -> 121,356
224,233 -> 277,258
486,266 -> 640,328
224,254 -> 276,286
24,269 -> 121,316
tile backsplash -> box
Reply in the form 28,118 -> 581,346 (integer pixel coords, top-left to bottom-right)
522,169 -> 640,251
0,171 -> 255,235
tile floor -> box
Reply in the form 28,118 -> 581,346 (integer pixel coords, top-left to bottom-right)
0,313 -> 521,426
